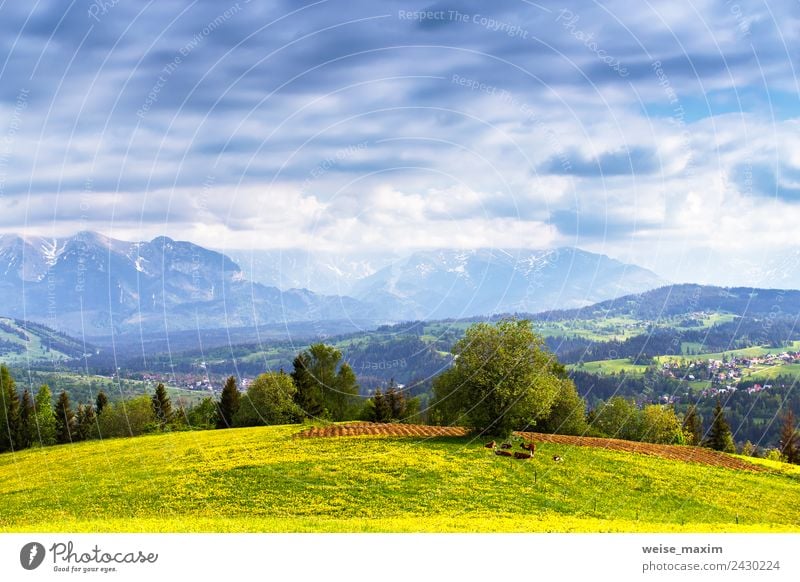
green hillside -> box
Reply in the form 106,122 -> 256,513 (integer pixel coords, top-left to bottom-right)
1,425 -> 798,533
0,317 -> 89,363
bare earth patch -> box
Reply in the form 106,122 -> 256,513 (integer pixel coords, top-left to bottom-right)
295,422 -> 468,438
297,423 -> 767,472
515,432 -> 767,472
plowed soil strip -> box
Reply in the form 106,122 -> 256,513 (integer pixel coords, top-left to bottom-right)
297,423 -> 767,472
295,423 -> 468,439
516,432 -> 767,472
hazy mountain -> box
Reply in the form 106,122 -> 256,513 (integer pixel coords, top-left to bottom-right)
223,248 -> 393,295
0,233 -> 669,336
349,248 -> 667,319
0,232 -> 369,336
535,283 -> 800,320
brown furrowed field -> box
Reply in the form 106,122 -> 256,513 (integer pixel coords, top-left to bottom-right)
298,422 -> 767,472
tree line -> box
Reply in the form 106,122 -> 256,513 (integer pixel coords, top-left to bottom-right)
0,343 -> 420,453
2,319 -> 798,465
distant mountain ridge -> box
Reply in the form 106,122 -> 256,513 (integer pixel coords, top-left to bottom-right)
348,247 -> 666,319
0,231 -> 367,336
226,246 -> 667,320
533,283 -> 800,320
0,232 -> 667,336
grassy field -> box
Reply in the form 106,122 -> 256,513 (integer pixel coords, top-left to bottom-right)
657,341 -> 800,365
1,424 -> 798,533
16,370 -> 209,408
569,358 -> 650,376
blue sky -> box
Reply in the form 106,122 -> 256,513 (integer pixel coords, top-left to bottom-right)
0,0 -> 798,285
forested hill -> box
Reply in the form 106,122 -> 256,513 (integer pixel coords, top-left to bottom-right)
531,284 -> 800,320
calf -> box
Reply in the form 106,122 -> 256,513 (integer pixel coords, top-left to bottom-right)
495,449 -> 514,457
513,451 -> 533,460
520,441 -> 536,452
484,441 -> 496,449
500,442 -> 513,449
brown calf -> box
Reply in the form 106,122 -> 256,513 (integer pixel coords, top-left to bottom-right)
500,442 -> 513,449
484,441 -> 496,449
495,449 -> 514,457
513,451 -> 533,460
520,441 -> 536,452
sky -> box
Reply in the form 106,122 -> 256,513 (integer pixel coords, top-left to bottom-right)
0,0 -> 798,286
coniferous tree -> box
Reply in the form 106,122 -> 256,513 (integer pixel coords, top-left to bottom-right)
95,391 -> 109,415
74,404 -> 86,442
0,365 -> 20,452
703,399 -> 735,453
778,409 -> 798,464
34,384 -> 56,446
54,390 -> 75,445
151,383 -> 173,429
216,376 -> 240,429
682,405 -> 703,446
385,381 -> 406,420
291,353 -> 324,418
76,404 -> 97,441
18,389 -> 34,450
369,389 -> 391,422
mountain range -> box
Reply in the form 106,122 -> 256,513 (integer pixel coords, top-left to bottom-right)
0,231 -> 667,336
0,232 -> 364,337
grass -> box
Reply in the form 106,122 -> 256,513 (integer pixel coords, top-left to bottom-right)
18,370 -> 208,406
1,424 -> 798,533
657,341 -> 800,365
745,362 -> 800,381
569,358 -> 650,376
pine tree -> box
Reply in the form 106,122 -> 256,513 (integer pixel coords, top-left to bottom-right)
0,365 -> 20,452
54,390 -> 75,445
682,405 -> 703,446
34,384 -> 56,446
704,399 -> 735,453
74,404 -> 86,442
291,353 -> 324,418
216,376 -> 240,429
95,391 -> 109,414
370,389 -> 390,422
385,381 -> 406,420
778,409 -> 798,464
151,383 -> 173,429
76,404 -> 97,441
18,389 -> 34,450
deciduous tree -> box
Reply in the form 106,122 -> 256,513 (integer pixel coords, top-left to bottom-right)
682,405 -> 703,446
291,344 -> 359,421
431,319 -> 564,437
34,385 -> 56,446
233,372 -> 300,427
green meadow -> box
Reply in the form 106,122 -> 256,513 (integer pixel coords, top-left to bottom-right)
1,424 -> 798,533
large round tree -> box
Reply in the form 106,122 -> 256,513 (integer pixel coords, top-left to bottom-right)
432,319 -> 567,436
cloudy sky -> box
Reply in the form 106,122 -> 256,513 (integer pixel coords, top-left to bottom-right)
0,0 -> 798,285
